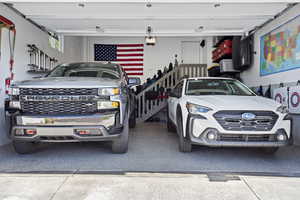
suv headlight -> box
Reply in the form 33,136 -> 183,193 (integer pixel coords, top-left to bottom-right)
98,88 -> 120,96
186,102 -> 212,114
276,105 -> 289,114
9,87 -> 20,95
97,101 -> 119,110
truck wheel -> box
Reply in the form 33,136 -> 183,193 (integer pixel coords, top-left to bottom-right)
129,111 -> 136,129
112,116 -> 129,154
167,108 -> 176,132
13,141 -> 37,154
262,147 -> 279,154
177,112 -> 192,152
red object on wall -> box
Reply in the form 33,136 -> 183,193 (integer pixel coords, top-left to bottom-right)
212,40 -> 233,62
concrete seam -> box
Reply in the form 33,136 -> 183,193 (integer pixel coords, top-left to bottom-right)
49,176 -> 70,200
241,177 -> 262,200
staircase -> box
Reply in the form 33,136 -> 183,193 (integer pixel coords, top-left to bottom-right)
136,63 -> 207,123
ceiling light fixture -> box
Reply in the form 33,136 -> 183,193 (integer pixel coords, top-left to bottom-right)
214,3 -> 221,8
78,3 -> 85,8
146,2 -> 152,8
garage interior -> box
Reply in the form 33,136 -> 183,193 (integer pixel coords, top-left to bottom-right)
0,1 -> 300,174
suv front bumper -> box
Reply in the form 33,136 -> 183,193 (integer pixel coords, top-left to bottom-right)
11,112 -> 123,142
187,114 -> 291,147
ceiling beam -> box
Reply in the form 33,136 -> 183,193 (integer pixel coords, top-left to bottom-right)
26,14 -> 275,20
3,0 -> 298,3
56,29 -> 245,36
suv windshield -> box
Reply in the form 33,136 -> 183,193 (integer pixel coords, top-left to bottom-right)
47,63 -> 121,79
185,79 -> 255,96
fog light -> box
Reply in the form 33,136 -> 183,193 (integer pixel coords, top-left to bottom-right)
25,129 -> 37,136
277,133 -> 287,141
207,131 -> 217,140
15,129 -> 24,136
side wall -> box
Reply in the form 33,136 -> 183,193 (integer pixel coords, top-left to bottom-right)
240,4 -> 300,88
0,4 -> 83,145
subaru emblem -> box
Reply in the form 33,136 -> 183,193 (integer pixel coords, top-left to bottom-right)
242,113 -> 256,120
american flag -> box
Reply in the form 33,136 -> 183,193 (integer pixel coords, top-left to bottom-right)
94,44 -> 144,76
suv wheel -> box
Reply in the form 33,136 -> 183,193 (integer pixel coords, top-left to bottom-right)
13,141 -> 37,154
112,115 -> 129,154
177,112 -> 192,152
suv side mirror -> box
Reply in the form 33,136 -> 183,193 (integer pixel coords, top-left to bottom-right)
128,77 -> 141,87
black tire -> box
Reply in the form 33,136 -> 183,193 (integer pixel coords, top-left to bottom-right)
13,140 -> 37,154
112,114 -> 129,154
176,111 -> 192,152
129,111 -> 136,129
262,147 -> 279,154
167,108 -> 176,132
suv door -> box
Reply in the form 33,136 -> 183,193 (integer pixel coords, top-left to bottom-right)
168,81 -> 184,124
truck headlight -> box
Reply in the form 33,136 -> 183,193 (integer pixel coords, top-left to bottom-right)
186,102 -> 212,114
98,88 -> 120,96
97,101 -> 119,110
9,101 -> 21,109
9,87 -> 20,95
276,105 -> 289,114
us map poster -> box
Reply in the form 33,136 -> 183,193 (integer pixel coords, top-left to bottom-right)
260,15 -> 300,76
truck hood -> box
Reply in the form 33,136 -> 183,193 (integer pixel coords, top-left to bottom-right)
12,77 -> 121,88
185,95 -> 280,111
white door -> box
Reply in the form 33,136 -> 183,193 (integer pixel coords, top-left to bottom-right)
181,41 -> 207,64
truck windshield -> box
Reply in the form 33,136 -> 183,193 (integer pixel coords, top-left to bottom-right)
47,63 -> 121,79
185,79 -> 255,96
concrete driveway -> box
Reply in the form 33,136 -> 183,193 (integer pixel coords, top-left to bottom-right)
1,173 -> 300,200
0,122 -> 300,174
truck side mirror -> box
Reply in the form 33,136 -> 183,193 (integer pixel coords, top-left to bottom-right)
128,77 -> 141,87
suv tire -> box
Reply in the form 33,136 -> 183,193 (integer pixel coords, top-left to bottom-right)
112,114 -> 129,154
177,111 -> 192,152
13,141 -> 37,154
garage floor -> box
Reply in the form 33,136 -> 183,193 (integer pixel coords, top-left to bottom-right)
0,122 -> 300,174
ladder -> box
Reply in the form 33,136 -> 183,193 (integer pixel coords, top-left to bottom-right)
136,63 -> 207,123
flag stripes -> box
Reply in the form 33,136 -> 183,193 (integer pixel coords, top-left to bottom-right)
94,43 -> 144,76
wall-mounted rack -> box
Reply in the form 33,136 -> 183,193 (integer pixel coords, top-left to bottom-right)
27,44 -> 58,74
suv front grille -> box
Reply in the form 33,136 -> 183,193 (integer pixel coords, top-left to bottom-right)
20,88 -> 98,96
214,111 -> 278,131
21,101 -> 98,115
218,134 -> 276,142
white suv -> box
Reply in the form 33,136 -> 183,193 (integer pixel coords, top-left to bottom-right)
167,77 -> 291,153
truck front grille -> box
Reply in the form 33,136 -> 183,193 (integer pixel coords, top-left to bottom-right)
21,101 -> 98,115
214,111 -> 278,131
20,88 -> 98,96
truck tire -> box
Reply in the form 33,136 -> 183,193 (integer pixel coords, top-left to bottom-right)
177,111 -> 192,152
262,147 -> 279,154
13,141 -> 37,154
167,108 -> 176,132
112,115 -> 129,154
129,111 -> 136,129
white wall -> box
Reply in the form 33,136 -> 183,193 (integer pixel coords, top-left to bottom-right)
0,3 -> 83,145
240,4 -> 300,88
84,36 -> 212,82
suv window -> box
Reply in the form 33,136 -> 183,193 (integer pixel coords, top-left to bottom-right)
173,81 -> 184,97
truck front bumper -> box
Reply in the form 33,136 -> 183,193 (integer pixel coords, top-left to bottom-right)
11,112 -> 123,142
187,114 -> 291,147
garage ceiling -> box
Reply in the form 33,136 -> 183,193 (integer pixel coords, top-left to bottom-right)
7,1 -> 295,37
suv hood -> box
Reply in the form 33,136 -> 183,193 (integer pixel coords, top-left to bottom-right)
185,95 -> 280,111
12,77 -> 121,88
